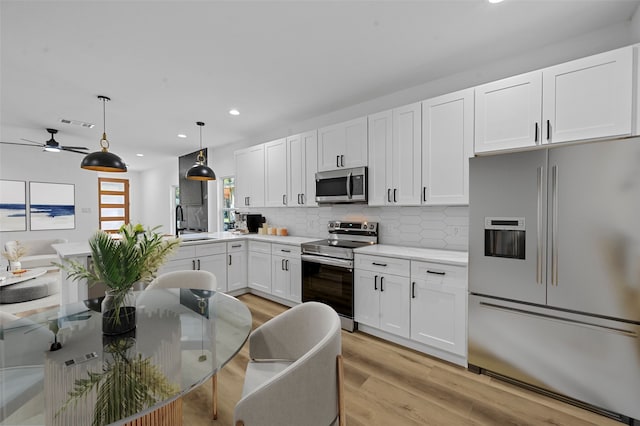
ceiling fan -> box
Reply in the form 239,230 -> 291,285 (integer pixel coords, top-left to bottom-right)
0,128 -> 89,154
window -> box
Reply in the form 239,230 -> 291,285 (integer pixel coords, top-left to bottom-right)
221,177 -> 235,231
98,178 -> 129,233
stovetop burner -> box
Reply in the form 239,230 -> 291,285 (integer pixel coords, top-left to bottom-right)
301,221 -> 378,260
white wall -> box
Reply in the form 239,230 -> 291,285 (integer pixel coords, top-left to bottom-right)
138,157 -> 178,235
0,143 -> 141,260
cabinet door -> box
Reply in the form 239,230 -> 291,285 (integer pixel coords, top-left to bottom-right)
286,133 -> 304,207
264,138 -> 288,207
543,46 -> 632,144
235,145 -> 265,207
422,89 -> 473,205
158,257 -> 194,275
197,254 -> 228,292
287,257 -> 302,303
271,255 -> 289,298
410,278 -> 467,357
367,109 -> 392,206
248,251 -> 271,293
392,102 -> 421,206
234,148 -> 251,207
354,269 -> 380,328
378,274 -> 410,338
475,71 -> 542,153
318,117 -> 367,171
302,130 -> 318,207
227,251 -> 247,292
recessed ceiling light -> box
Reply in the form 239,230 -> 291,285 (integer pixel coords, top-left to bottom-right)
177,134 -> 187,138
229,109 -> 240,116
488,0 -> 504,3
136,153 -> 144,157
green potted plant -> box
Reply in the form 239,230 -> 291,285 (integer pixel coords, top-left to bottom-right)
59,224 -> 180,334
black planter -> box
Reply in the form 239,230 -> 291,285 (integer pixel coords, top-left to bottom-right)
102,306 -> 136,335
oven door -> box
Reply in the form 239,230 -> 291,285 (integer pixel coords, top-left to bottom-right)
301,255 -> 353,319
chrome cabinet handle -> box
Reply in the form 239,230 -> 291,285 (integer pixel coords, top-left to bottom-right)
536,166 -> 543,285
552,165 -> 559,286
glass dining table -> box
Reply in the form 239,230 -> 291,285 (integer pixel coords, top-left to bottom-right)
0,288 -> 252,426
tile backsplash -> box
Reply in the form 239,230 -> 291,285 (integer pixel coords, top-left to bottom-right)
244,205 -> 469,251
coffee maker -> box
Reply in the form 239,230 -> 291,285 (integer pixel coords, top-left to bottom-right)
236,213 -> 264,233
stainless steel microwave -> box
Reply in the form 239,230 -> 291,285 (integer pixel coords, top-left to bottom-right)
315,166 -> 367,205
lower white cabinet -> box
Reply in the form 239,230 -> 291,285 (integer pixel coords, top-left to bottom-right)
227,241 -> 247,292
248,241 -> 272,293
354,259 -> 410,338
271,244 -> 301,303
410,261 -> 467,358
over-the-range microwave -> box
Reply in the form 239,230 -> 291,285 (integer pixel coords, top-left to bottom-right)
315,166 -> 367,205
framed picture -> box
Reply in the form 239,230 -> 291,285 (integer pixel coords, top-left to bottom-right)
29,182 -> 76,230
0,180 -> 27,232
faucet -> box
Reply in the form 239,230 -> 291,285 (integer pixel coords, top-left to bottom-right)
176,204 -> 186,237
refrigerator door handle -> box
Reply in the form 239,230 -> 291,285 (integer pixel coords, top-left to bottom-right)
478,301 -> 638,338
551,165 -> 559,286
536,166 -> 543,285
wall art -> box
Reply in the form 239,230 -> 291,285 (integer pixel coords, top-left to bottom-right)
29,182 -> 75,230
0,180 -> 27,232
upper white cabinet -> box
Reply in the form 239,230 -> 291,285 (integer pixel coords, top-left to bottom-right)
286,130 -> 317,207
317,117 -> 368,171
235,144 -> 265,207
422,89 -> 474,205
475,46 -> 634,154
264,138 -> 288,207
474,71 -> 542,153
368,103 -> 422,206
542,47 -> 632,144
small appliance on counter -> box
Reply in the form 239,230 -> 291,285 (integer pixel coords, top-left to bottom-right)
237,213 -> 265,233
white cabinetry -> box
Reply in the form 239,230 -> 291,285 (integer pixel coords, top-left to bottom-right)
317,117 -> 367,172
286,130 -> 317,207
543,47 -> 632,144
264,138 -> 288,207
354,255 -> 410,338
235,144 -> 265,207
271,244 -> 301,303
474,71 -> 542,153
368,103 -> 421,206
159,243 -> 228,291
475,46 -> 633,154
422,89 -> 474,205
248,241 -> 271,293
410,261 -> 467,358
226,241 -> 247,292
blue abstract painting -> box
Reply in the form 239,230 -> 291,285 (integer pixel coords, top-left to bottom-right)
0,180 -> 26,231
29,182 -> 75,230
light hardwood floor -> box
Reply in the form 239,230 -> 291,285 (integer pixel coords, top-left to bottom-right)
183,294 -> 620,426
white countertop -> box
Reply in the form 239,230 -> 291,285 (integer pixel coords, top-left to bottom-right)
354,244 -> 468,266
53,233 -> 320,258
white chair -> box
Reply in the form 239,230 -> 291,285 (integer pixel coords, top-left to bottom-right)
145,270 -> 219,419
234,301 -> 345,426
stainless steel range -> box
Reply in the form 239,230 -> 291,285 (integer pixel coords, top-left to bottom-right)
301,221 -> 378,331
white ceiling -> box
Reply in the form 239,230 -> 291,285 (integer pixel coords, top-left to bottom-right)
2,0 -> 639,171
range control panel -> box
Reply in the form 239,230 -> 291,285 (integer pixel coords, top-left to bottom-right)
328,221 -> 378,233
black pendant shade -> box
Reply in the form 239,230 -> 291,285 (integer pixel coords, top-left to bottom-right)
186,122 -> 216,181
81,95 -> 127,173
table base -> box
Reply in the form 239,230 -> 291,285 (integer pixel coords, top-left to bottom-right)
124,397 -> 182,426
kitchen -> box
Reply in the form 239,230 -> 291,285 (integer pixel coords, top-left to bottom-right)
1,1 -> 640,425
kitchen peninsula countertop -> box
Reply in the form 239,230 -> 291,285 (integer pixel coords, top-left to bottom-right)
354,244 -> 468,266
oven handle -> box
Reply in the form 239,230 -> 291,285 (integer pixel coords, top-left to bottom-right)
301,254 -> 353,269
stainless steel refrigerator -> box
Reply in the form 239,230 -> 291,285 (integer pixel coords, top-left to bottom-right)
468,138 -> 640,423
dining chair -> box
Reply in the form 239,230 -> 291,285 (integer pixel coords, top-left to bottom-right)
234,301 -> 344,426
145,269 -> 219,419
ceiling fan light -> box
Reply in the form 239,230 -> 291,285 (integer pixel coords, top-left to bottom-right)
81,150 -> 127,172
44,146 -> 61,153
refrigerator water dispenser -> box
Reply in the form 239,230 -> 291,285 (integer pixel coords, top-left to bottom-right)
484,217 -> 525,259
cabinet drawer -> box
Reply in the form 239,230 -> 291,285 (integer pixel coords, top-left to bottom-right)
411,261 -> 467,289
227,241 -> 246,252
271,243 -> 300,257
249,241 -> 271,254
171,245 -> 196,261
355,254 -> 409,277
195,243 -> 226,257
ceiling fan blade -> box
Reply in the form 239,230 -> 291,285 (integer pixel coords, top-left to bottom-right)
0,141 -> 42,147
19,138 -> 44,146
62,147 -> 90,155
61,145 -> 89,150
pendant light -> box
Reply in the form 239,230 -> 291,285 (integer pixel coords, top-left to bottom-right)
186,121 -> 216,181
81,95 -> 127,172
